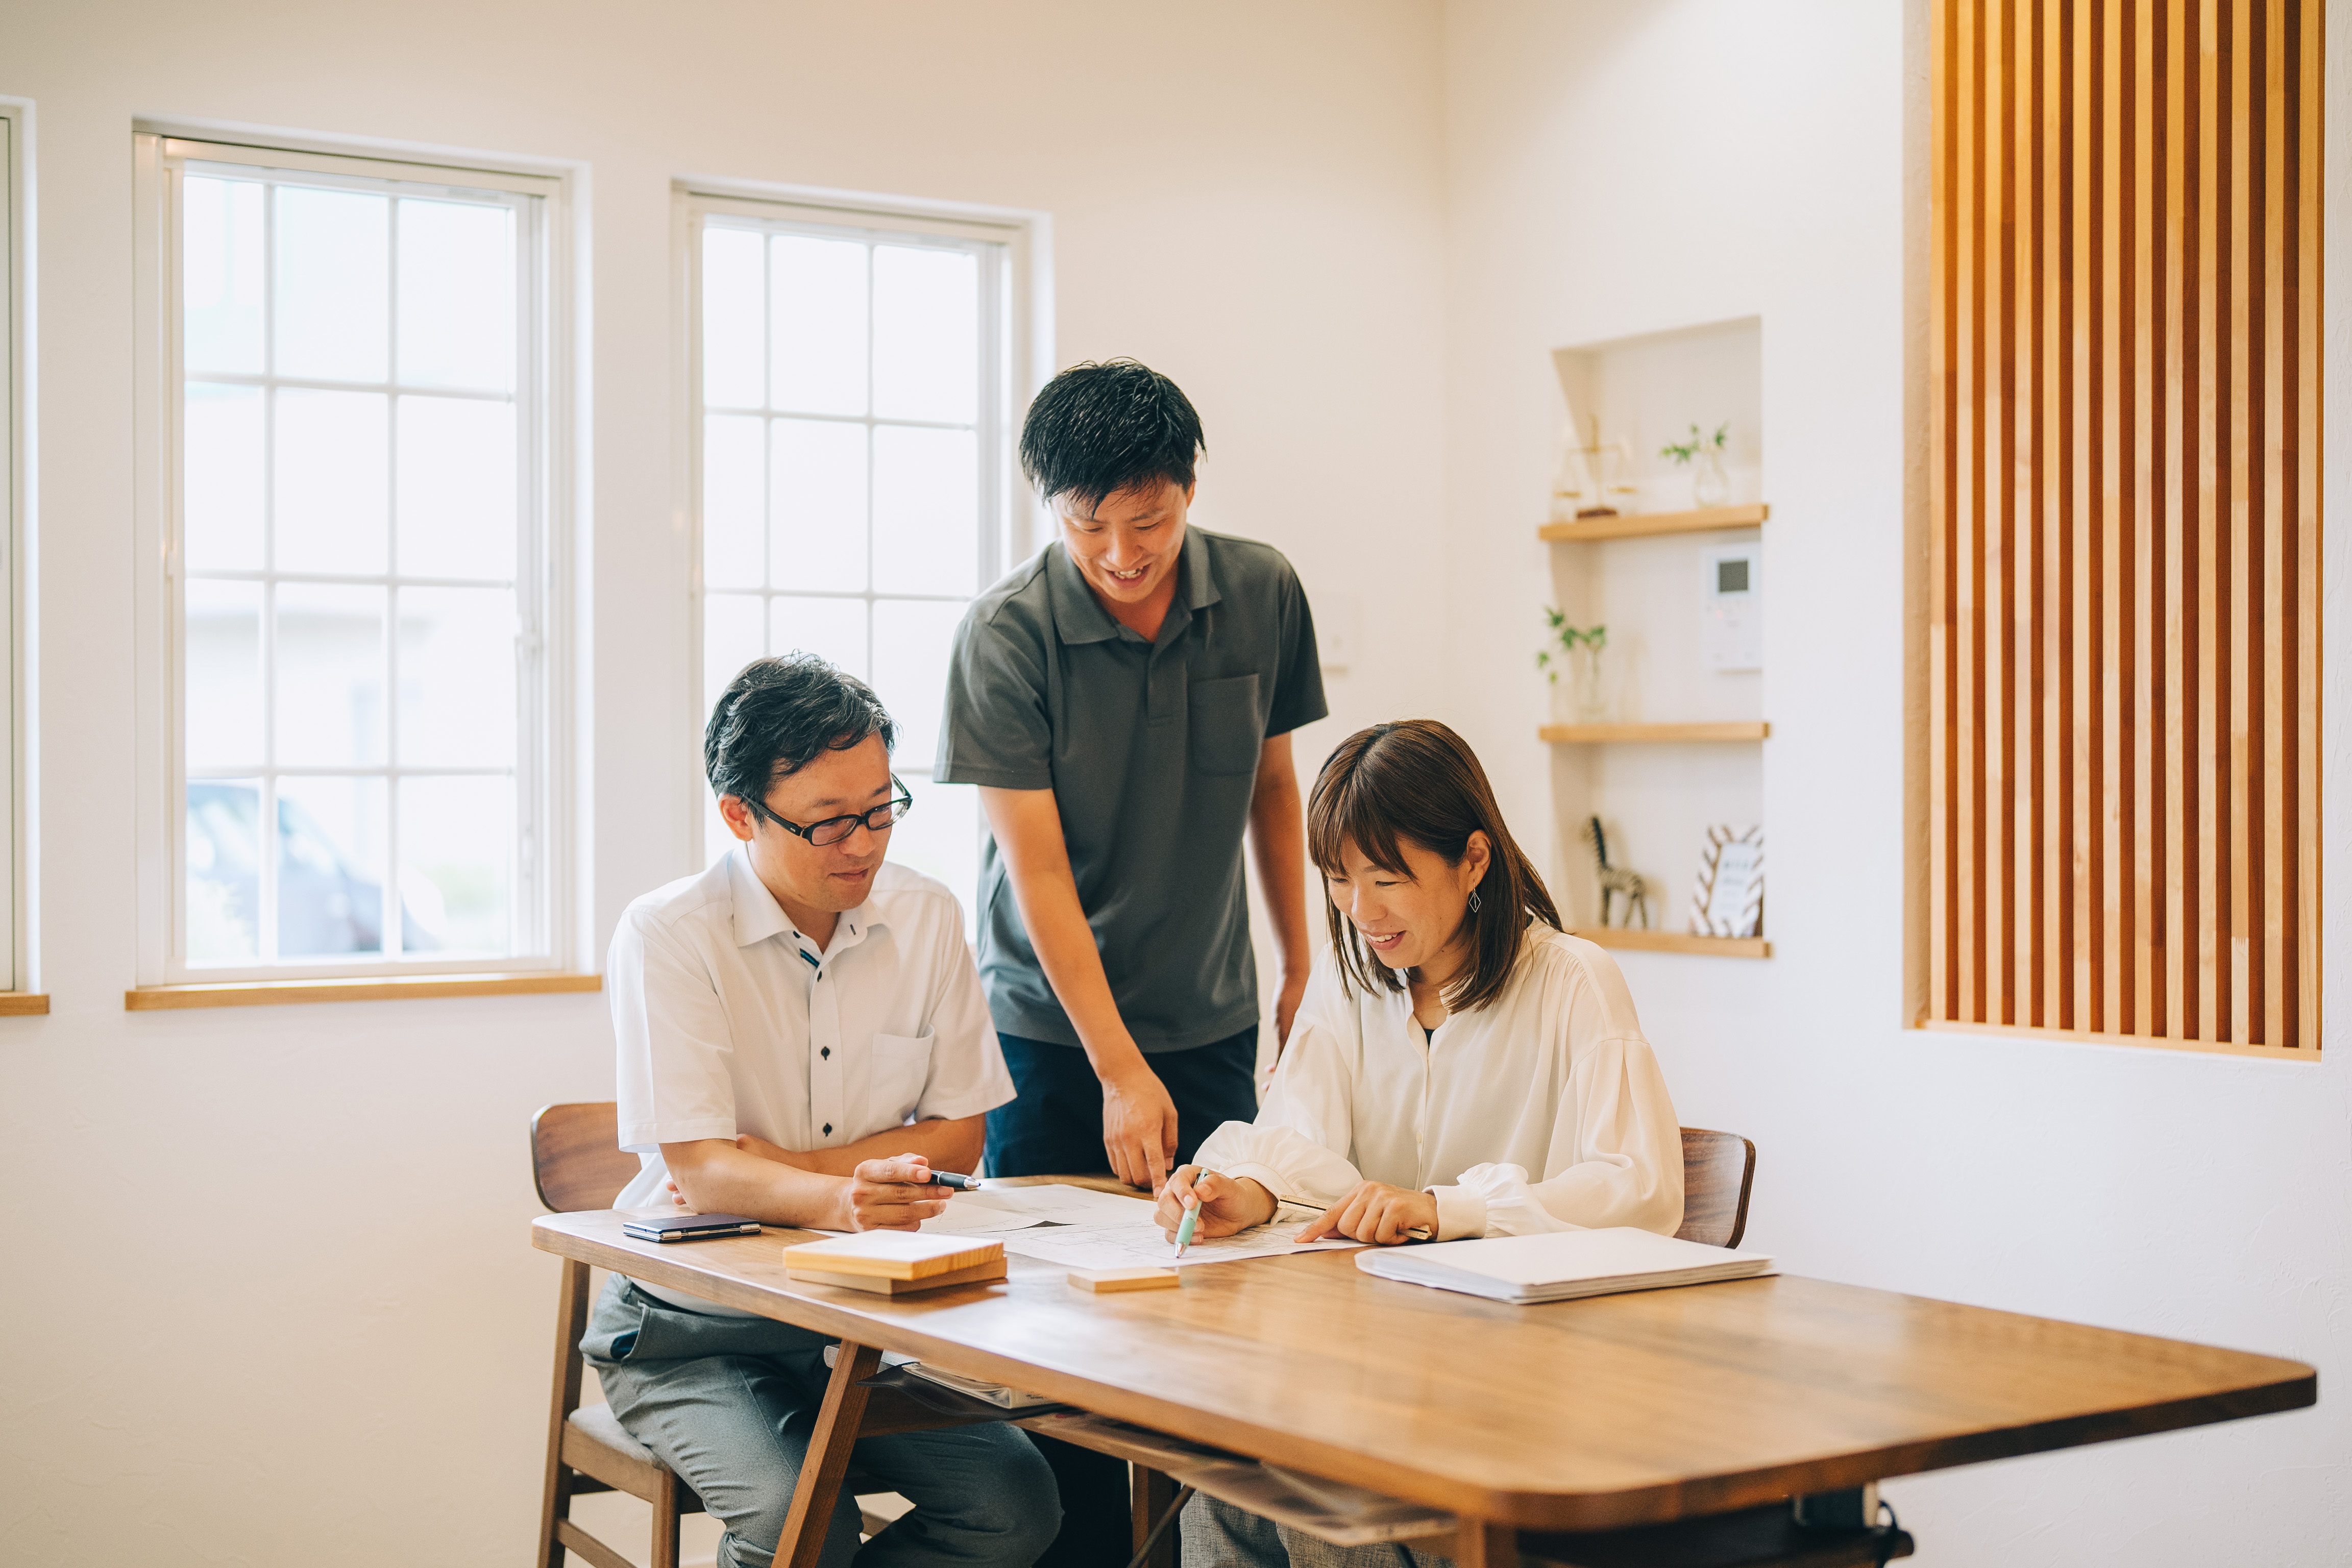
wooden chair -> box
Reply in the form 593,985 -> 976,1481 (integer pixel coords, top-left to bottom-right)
533,1100 -> 709,1568
1674,1126 -> 1756,1248
531,1102 -> 993,1568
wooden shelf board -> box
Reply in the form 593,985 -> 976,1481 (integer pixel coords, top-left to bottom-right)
1570,929 -> 1771,959
1540,722 -> 1770,744
0,992 -> 50,1015
126,972 -> 603,1011
1538,503 -> 1769,542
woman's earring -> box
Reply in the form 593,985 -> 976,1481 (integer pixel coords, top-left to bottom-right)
1468,888 -> 1482,915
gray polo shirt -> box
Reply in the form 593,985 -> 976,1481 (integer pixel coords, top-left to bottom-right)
935,527 -> 1326,1052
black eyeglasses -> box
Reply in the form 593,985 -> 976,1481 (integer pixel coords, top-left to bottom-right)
755,777 -> 915,847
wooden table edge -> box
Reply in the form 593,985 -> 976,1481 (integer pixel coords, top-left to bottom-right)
531,1216 -> 2318,1533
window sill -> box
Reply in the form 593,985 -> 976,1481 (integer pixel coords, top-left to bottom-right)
0,993 -> 50,1015
125,972 -> 602,1011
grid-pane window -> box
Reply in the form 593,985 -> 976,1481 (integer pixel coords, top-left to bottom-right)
173,152 -> 548,974
696,210 -> 1006,919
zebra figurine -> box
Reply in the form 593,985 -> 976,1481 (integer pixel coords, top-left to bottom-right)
1580,816 -> 1650,929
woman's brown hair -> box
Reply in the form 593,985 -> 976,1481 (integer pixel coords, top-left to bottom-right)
1306,719 -> 1561,1014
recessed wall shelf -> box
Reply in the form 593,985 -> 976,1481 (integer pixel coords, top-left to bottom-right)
1538,503 -> 1769,543
1570,928 -> 1772,960
1541,722 -> 1771,744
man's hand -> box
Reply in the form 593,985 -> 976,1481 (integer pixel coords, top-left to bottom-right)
1154,1165 -> 1279,1240
1293,1181 -> 1438,1246
835,1155 -> 950,1233
1100,1063 -> 1182,1191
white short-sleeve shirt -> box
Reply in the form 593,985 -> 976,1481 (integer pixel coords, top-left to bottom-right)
607,850 -> 1015,1217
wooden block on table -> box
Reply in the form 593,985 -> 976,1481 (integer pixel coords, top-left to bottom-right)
1067,1267 -> 1181,1293
780,1231 -> 1004,1280
789,1258 -> 1009,1295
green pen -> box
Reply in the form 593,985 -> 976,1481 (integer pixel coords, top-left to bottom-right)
1173,1170 -> 1211,1257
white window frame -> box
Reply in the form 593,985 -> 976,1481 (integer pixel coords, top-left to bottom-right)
132,130 -> 579,985
0,100 -> 30,995
673,180 -> 1048,874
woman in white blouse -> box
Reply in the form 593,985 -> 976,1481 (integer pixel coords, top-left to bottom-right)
1155,717 -> 1683,1248
1168,720 -> 1683,1567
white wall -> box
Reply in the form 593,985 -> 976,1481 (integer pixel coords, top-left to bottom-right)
1442,4 -> 2348,1565
0,4 -> 1445,1562
8,3 -> 2345,1564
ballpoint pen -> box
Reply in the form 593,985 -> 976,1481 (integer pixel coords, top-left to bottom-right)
924,1170 -> 985,1190
1173,1171 -> 1211,1257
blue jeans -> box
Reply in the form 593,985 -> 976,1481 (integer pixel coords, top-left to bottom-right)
582,1278 -> 1060,1568
984,1026 -> 1261,1181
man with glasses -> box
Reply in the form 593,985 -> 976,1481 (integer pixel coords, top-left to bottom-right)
586,653 -> 1059,1568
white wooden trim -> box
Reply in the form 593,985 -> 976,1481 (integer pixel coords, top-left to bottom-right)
166,140 -> 558,200
132,132 -> 173,989
136,116 -> 576,189
0,98 -> 30,993
132,131 -> 581,984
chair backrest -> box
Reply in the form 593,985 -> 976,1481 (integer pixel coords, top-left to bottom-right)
532,1101 -> 640,1213
1674,1126 -> 1756,1248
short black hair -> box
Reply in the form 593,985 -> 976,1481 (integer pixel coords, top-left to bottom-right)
703,653 -> 895,823
1019,358 -> 1205,516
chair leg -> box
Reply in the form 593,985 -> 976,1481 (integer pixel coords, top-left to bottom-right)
652,1463 -> 681,1568
773,1340 -> 882,1568
1454,1520 -> 1518,1568
1131,1464 -> 1180,1568
539,1259 -> 593,1568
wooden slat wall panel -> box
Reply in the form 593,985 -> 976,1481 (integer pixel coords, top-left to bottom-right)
1929,0 -> 2322,1056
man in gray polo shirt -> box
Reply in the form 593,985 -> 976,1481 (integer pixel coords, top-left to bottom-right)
937,359 -> 1325,1194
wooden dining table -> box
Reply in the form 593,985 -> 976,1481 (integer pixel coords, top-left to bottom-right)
532,1194 -> 2313,1568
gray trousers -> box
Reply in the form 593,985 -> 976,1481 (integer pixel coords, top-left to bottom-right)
1180,1494 -> 1454,1568
583,1278 -> 1061,1568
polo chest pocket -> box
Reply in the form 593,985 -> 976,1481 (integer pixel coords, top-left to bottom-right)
872,1031 -> 934,1123
1188,674 -> 1263,776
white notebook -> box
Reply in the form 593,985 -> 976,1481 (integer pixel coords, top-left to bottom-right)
1355,1227 -> 1775,1304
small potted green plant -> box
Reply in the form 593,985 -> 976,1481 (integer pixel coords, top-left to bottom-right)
1538,609 -> 1608,723
1659,422 -> 1731,509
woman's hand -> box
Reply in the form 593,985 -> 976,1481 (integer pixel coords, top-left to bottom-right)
1294,1181 -> 1438,1246
834,1155 -> 948,1233
1155,1166 -> 1279,1240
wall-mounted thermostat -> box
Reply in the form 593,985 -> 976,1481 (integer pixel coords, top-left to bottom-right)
1701,546 -> 1761,671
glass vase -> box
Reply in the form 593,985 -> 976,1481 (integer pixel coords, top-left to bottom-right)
1566,643 -> 1608,723
1690,449 -> 1731,509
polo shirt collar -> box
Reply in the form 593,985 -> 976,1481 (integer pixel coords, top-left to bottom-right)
1045,528 -> 1221,646
1180,526 -> 1222,612
1045,542 -> 1120,646
725,846 -> 885,958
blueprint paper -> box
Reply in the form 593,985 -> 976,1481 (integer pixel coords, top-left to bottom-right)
1000,1219 -> 1362,1270
918,1200 -> 1048,1234
956,1184 -> 1162,1226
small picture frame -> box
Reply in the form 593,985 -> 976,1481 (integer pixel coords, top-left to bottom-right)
1689,825 -> 1763,939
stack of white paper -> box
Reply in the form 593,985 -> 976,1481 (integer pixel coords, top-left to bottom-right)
1356,1227 -> 1774,1304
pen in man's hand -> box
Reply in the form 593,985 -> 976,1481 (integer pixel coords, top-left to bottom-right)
924,1170 -> 985,1190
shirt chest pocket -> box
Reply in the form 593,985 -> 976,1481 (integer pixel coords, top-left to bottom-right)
1188,673 -> 1263,776
870,1031 -> 935,1125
